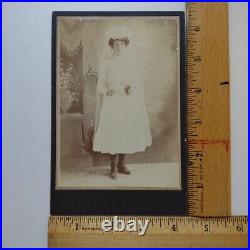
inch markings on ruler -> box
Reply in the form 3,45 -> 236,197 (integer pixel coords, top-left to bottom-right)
186,3 -> 231,216
48,216 -> 248,247
49,216 -> 248,234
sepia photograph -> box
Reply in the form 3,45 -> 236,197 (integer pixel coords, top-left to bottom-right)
54,13 -> 184,190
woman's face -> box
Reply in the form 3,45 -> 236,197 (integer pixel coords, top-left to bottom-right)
113,40 -> 126,55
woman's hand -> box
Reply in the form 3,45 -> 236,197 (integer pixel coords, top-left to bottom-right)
124,85 -> 132,95
106,89 -> 116,96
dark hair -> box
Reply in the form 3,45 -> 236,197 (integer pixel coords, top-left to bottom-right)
108,37 -> 130,48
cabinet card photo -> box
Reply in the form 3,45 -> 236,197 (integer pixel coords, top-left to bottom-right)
51,12 -> 186,215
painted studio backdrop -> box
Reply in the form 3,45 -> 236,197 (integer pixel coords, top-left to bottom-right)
56,16 -> 181,189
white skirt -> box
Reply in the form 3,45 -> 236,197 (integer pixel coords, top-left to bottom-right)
93,93 -> 152,154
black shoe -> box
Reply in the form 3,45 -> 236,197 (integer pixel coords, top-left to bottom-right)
117,163 -> 131,175
110,161 -> 117,179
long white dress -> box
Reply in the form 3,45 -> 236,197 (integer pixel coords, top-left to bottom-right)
93,52 -> 152,154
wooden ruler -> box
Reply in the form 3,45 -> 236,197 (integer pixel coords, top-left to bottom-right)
48,216 -> 248,247
186,2 -> 231,216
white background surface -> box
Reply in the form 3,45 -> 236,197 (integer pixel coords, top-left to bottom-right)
2,2 -> 248,248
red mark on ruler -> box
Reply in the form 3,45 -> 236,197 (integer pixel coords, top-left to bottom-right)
188,139 -> 230,152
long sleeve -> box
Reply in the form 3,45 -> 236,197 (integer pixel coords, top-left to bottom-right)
97,60 -> 108,95
94,60 -> 108,132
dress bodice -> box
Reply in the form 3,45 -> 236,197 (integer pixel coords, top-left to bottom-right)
105,54 -> 133,92
97,51 -> 141,97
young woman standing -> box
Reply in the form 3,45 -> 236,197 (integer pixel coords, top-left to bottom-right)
93,26 -> 152,179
